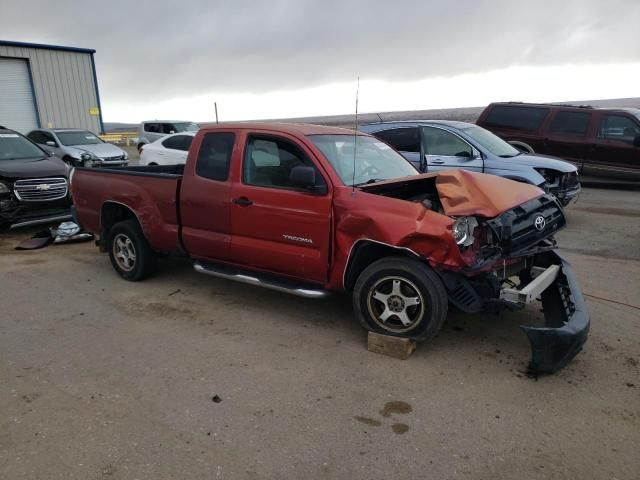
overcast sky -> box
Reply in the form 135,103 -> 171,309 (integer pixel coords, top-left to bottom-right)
2,0 -> 639,122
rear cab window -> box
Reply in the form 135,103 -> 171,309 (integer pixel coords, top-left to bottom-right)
484,105 -> 550,132
195,132 -> 235,181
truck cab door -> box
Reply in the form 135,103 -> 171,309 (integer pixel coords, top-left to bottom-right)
421,126 -> 483,173
228,132 -> 332,284
179,131 -> 236,261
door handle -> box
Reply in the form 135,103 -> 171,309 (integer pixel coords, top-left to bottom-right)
431,159 -> 445,164
232,196 -> 253,206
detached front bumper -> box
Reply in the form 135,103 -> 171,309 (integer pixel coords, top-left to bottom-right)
441,249 -> 589,374
514,250 -> 589,373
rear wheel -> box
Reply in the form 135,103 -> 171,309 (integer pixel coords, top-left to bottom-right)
108,219 -> 156,281
353,257 -> 448,341
137,143 -> 145,153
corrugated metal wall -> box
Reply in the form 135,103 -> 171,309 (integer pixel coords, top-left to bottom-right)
0,45 -> 101,132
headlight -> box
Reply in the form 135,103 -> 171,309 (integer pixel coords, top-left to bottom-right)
0,182 -> 10,194
452,216 -> 478,247
123,151 -> 128,160
80,152 -> 92,160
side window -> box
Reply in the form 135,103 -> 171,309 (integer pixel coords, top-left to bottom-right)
145,123 -> 161,133
422,127 -> 473,157
43,132 -> 57,144
373,128 -> 420,153
549,111 -> 591,136
162,135 -> 189,150
243,135 -> 325,190
27,131 -> 45,144
196,132 -> 235,181
162,123 -> 177,134
597,115 -> 640,144
484,106 -> 550,132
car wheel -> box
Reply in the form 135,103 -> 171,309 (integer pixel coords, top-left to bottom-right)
353,256 -> 448,341
137,143 -> 145,153
148,162 -> 158,166
108,219 -> 157,281
508,141 -> 534,154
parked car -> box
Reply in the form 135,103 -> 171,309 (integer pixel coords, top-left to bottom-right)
0,125 -> 72,229
477,102 -> 640,181
70,123 -> 589,373
27,128 -> 128,168
137,121 -> 198,152
139,132 -> 195,166
360,121 -> 581,206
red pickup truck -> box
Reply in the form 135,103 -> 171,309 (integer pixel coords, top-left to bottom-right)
71,123 -> 589,373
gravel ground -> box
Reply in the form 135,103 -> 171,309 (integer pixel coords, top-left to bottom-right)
0,187 -> 638,480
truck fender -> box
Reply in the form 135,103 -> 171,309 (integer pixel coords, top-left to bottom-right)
343,239 -> 420,291
100,201 -> 147,251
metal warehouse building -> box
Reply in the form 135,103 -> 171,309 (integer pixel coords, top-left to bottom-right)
0,40 -> 103,134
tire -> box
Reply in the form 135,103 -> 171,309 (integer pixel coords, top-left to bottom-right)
137,143 -> 145,153
148,162 -> 158,166
508,141 -> 534,154
353,256 -> 448,341
107,219 -> 157,281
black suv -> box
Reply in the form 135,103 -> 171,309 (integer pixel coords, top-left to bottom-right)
0,126 -> 72,229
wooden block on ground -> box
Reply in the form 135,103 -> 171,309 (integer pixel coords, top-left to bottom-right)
367,332 -> 416,360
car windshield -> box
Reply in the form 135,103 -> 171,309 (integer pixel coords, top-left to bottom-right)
0,132 -> 46,161
309,134 -> 418,186
172,122 -> 199,133
461,124 -> 521,157
56,130 -> 103,146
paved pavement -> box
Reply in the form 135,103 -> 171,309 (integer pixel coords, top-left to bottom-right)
0,187 -> 638,479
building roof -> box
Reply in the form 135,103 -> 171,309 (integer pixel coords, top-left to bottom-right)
0,40 -> 95,54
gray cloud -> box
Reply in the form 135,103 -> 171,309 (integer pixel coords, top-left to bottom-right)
2,0 -> 639,103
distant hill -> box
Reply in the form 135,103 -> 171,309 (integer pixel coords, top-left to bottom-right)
105,97 -> 640,131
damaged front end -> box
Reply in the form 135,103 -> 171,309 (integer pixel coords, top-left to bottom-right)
438,193 -> 589,374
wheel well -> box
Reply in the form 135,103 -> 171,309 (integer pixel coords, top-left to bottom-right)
343,240 -> 418,291
100,202 -> 140,249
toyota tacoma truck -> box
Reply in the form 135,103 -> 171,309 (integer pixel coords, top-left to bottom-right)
70,123 -> 589,373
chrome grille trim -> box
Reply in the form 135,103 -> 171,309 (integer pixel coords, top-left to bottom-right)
13,177 -> 68,202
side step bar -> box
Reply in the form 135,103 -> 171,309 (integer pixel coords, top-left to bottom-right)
194,261 -> 331,299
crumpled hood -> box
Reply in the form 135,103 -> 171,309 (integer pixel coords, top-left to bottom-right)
435,169 -> 544,217
490,153 -> 577,173
0,156 -> 69,180
68,143 -> 124,158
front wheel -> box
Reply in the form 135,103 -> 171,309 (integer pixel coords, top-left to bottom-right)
353,257 -> 448,341
108,219 -> 157,281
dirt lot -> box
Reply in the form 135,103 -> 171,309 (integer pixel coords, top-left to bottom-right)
1,187 -> 638,480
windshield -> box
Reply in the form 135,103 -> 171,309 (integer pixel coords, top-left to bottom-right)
461,125 -> 521,157
56,130 -> 103,146
0,132 -> 46,161
172,122 -> 199,133
310,134 -> 418,186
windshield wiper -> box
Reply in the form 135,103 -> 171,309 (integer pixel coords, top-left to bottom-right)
353,178 -> 385,187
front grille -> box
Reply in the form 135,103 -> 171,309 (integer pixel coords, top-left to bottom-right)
102,155 -> 125,162
13,177 -> 68,202
486,194 -> 565,255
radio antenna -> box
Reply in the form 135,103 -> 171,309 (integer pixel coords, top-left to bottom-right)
214,102 -> 219,124
351,76 -> 360,194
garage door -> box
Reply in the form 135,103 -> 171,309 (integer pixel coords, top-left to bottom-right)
0,57 -> 39,133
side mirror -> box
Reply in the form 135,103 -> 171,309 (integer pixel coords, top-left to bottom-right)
46,141 -> 56,147
289,166 -> 326,194
634,133 -> 640,148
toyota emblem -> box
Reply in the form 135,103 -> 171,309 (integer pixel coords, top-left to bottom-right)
534,215 -> 546,231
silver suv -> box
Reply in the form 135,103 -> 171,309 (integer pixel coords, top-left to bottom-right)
137,121 -> 198,152
27,128 -> 128,168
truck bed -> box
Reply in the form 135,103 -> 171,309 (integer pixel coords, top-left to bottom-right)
71,165 -> 184,253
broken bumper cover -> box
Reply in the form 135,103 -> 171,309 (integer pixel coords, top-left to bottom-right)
515,251 -> 589,373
